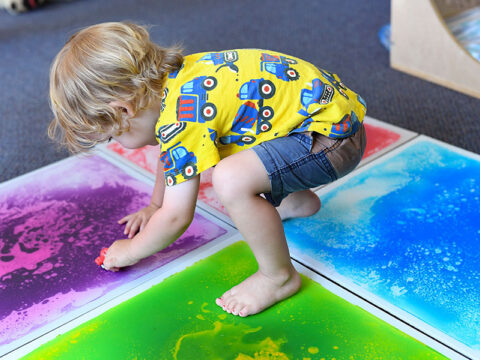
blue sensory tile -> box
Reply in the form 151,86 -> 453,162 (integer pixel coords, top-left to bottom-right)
284,137 -> 480,356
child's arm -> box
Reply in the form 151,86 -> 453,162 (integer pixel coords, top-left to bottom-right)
118,158 -> 166,238
103,175 -> 200,270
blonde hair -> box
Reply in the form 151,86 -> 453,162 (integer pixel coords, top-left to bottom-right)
48,22 -> 183,153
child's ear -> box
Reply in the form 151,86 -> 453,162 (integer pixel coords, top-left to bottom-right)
109,101 -> 135,118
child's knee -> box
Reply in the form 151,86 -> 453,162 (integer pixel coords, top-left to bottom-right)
212,161 -> 238,203
212,151 -> 272,205
212,158 -> 257,204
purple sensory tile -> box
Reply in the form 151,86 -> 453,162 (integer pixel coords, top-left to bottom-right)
0,155 -> 228,353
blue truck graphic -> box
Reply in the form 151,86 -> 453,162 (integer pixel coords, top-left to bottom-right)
219,101 -> 273,146
238,78 -> 276,101
320,69 -> 349,99
260,53 -> 299,81
298,78 -> 335,117
160,142 -> 198,186
176,76 -> 217,123
197,51 -> 239,73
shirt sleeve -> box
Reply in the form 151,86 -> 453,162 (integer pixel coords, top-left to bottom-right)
158,121 -> 220,187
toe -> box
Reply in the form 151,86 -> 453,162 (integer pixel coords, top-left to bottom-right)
215,297 -> 224,307
227,302 -> 236,314
231,303 -> 243,316
226,300 -> 237,314
221,299 -> 230,313
238,305 -> 249,317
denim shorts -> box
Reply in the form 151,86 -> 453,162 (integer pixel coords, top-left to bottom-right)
251,123 -> 366,207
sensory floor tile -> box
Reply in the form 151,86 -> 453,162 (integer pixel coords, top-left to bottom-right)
0,155 -> 232,355
284,136 -> 480,358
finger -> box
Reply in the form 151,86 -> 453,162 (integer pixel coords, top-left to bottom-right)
103,258 -> 119,272
103,253 -> 114,270
124,218 -> 135,235
118,214 -> 133,224
103,265 -> 119,272
129,219 -> 141,239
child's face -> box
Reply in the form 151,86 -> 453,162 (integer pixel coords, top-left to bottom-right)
110,100 -> 161,149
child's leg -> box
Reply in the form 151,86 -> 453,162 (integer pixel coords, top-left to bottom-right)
211,124 -> 366,316
212,149 -> 302,317
276,190 -> 321,220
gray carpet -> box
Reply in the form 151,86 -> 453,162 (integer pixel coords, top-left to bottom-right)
1,0 -> 479,183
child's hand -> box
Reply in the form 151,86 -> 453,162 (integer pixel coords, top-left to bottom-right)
118,203 -> 159,239
102,239 -> 139,271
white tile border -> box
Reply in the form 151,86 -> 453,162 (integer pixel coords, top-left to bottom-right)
360,115 -> 418,167
0,155 -> 77,190
94,143 -> 158,181
195,199 -> 235,228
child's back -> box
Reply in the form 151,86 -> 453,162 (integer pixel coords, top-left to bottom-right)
158,49 -> 366,186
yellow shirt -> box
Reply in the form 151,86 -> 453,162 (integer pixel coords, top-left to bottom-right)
156,49 -> 366,186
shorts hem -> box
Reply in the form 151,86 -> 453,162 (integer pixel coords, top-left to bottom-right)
251,142 -> 284,207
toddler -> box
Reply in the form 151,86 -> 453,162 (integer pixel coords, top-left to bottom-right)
49,22 -> 367,317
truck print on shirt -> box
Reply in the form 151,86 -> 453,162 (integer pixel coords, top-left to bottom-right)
219,101 -> 273,146
260,53 -> 299,81
197,51 -> 240,73
176,76 -> 218,123
298,78 -> 334,117
160,142 -> 198,186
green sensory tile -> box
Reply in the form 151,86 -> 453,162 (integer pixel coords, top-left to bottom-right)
23,242 -> 447,360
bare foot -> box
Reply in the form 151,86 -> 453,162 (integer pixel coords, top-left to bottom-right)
215,267 -> 302,317
276,190 -> 321,220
